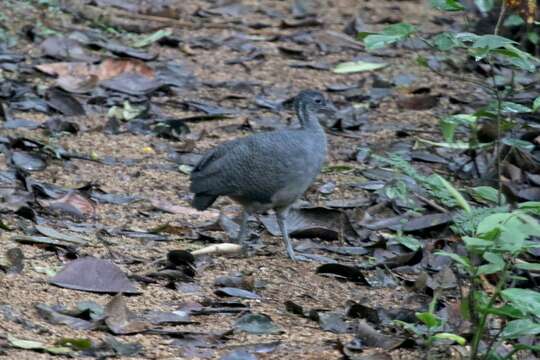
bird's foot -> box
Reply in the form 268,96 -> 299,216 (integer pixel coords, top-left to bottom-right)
286,248 -> 297,262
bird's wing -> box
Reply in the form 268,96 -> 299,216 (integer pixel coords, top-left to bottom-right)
189,139 -> 245,195
189,131 -> 311,200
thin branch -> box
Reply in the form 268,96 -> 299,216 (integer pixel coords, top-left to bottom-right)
415,193 -> 449,213
469,263 -> 510,360
488,58 -> 503,206
494,2 -> 508,36
482,326 -> 505,360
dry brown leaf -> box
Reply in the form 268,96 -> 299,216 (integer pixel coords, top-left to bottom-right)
36,58 -> 155,83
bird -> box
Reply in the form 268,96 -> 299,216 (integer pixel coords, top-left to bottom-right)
189,90 -> 335,260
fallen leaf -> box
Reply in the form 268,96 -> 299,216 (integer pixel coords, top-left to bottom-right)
234,313 -> 282,335
104,294 -> 152,334
333,61 -> 387,74
40,191 -> 96,218
215,287 -> 260,300
49,257 -> 139,294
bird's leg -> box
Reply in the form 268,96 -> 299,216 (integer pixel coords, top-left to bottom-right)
276,208 -> 296,261
236,209 -> 249,245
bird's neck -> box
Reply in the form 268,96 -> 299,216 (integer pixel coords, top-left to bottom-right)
296,103 -> 323,131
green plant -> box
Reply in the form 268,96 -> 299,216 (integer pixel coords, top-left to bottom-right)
358,2 -> 540,358
362,0 -> 539,205
437,202 -> 540,359
374,153 -> 471,212
395,292 -> 467,359
376,150 -> 539,358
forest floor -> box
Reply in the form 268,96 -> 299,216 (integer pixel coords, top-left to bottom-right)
0,0 -> 518,359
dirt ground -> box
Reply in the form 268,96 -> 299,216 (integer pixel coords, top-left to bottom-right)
0,0 -> 486,359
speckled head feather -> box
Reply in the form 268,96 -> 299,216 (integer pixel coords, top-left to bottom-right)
294,90 -> 335,128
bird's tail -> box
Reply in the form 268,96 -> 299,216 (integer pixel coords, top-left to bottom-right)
192,194 -> 218,210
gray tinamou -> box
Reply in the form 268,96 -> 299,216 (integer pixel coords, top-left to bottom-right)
190,90 -> 335,260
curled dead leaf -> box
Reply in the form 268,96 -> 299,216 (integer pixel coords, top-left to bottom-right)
191,243 -> 242,256
39,191 -> 96,218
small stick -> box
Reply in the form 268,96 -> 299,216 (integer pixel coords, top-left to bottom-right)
415,193 -> 449,213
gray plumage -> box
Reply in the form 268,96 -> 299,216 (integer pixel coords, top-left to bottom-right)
190,90 -> 334,260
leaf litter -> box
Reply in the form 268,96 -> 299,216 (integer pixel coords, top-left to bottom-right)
1,0 -> 539,359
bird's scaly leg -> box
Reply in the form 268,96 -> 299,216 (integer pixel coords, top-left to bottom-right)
236,209 -> 249,245
276,208 -> 296,261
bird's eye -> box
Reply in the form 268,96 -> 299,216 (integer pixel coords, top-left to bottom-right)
314,98 -> 322,104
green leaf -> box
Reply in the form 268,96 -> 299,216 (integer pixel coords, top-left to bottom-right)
439,114 -> 477,142
476,211 -> 539,254
416,55 -> 429,67
442,113 -> 477,124
416,312 -> 442,328
500,49 -> 537,71
383,23 -> 417,36
430,0 -> 465,11
470,186 -> 504,205
435,251 -> 472,271
501,319 -> 540,339
55,338 -> 92,350
417,138 -> 494,150
432,332 -> 467,345
474,0 -> 494,12
332,60 -> 388,74
46,346 -> 73,355
364,34 -> 401,51
515,261 -> 540,271
477,213 -> 512,235
472,35 -> 516,50
440,120 -> 458,143
468,35 -> 535,68
394,235 -> 423,251
504,14 -> 525,27
533,97 -> 540,112
501,288 -> 540,316
511,343 -> 540,352
357,31 -> 375,41
393,320 -> 425,336
433,33 -> 460,51
132,28 -> 173,48
491,46 -> 539,72
363,23 -> 416,51
8,336 -> 45,350
528,31 -> 540,45
455,32 -> 480,42
463,236 -> 492,252
7,335 -> 72,355
431,174 -> 471,213
518,201 -> 540,215
502,138 -> 535,151
482,304 -> 524,318
477,252 -> 505,275
498,101 -> 532,113
501,220 -> 538,253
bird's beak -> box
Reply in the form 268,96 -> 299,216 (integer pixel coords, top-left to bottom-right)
321,101 -> 338,115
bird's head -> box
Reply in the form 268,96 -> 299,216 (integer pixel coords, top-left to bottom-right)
295,90 -> 337,116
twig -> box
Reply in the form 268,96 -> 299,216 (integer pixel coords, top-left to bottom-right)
469,263 -> 510,360
482,326 -> 505,360
488,59 -> 503,206
494,2 -> 508,36
415,193 -> 449,213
